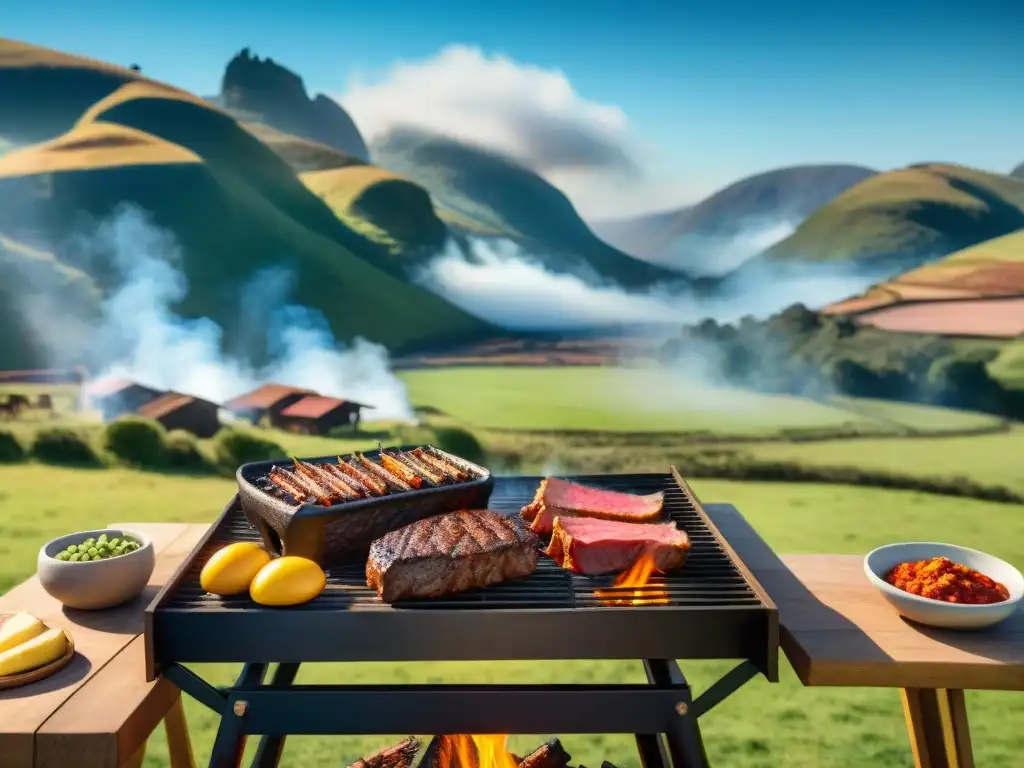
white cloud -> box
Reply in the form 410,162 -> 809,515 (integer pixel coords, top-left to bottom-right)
337,46 -> 693,219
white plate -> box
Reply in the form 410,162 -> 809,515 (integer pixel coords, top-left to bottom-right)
864,542 -> 1023,630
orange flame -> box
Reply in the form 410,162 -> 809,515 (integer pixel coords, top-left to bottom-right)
594,552 -> 669,606
438,734 -> 518,768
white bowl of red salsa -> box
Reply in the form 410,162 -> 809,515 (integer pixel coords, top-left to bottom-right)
864,542 -> 1023,630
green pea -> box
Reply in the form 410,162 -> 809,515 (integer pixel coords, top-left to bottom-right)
108,538 -> 121,549
98,550 -> 110,559
97,534 -> 108,544
86,547 -> 98,557
69,552 -> 82,562
66,544 -> 78,554
55,552 -> 70,561
79,553 -> 90,562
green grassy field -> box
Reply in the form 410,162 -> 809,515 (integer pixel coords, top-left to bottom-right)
2,466 -> 1023,767
399,366 -> 1003,435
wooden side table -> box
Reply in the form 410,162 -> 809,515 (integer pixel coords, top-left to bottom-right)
706,503 -> 1023,768
0,522 -> 208,768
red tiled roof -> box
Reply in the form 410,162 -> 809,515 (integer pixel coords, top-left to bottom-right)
279,395 -> 349,420
224,383 -> 316,411
136,392 -> 200,420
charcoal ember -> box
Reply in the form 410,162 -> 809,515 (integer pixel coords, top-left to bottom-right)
347,736 -> 421,768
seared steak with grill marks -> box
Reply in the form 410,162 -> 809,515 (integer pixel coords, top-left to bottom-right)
366,509 -> 539,602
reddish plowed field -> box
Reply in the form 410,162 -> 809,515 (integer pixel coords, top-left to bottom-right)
856,297 -> 1024,338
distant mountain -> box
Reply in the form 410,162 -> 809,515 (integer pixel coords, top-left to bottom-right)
371,128 -> 689,288
242,122 -> 366,173
1012,162 -> 1024,179
763,163 -> 1024,271
592,165 -> 876,276
219,48 -> 369,162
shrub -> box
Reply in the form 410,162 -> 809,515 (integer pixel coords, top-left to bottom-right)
0,429 -> 25,463
103,417 -> 169,467
432,426 -> 486,465
166,429 -> 210,471
31,427 -> 101,466
212,428 -> 284,472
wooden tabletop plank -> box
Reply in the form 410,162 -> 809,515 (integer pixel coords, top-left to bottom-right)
705,503 -> 1024,691
35,525 -> 208,768
0,522 -> 200,768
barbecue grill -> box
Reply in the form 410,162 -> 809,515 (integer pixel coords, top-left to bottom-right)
146,468 -> 779,768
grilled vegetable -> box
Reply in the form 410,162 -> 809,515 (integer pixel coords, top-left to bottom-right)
414,448 -> 470,483
250,557 -> 326,606
379,453 -> 424,488
201,542 -> 272,596
279,465 -> 336,505
335,459 -> 387,496
322,462 -> 373,497
354,452 -> 412,493
269,467 -> 311,502
397,450 -> 446,486
296,459 -> 361,500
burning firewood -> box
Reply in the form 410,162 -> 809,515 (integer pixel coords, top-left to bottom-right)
517,738 -> 571,768
346,736 -> 421,768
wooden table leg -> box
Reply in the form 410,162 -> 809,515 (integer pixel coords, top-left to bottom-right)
165,693 -> 198,768
123,742 -> 147,768
901,688 -> 975,768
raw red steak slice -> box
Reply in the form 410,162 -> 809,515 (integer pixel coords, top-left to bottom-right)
521,478 -> 665,534
545,516 -> 690,575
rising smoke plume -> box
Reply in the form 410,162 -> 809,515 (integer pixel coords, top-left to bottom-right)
44,205 -> 414,420
416,233 -> 899,333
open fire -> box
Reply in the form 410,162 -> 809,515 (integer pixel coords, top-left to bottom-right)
345,734 -> 621,768
593,552 -> 670,606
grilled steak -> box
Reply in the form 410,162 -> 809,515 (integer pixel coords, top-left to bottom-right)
366,509 -> 539,602
521,478 -> 665,534
545,516 -> 690,575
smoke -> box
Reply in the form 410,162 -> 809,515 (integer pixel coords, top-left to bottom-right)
415,234 -> 898,332
655,217 -> 799,277
55,205 -> 414,420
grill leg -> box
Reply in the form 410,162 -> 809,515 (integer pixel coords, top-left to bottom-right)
250,663 -> 302,768
644,660 -> 711,768
209,664 -> 268,768
636,734 -> 670,768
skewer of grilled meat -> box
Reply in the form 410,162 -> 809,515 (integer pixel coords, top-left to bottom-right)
267,466 -> 309,502
391,450 -> 446,487
271,465 -> 336,506
354,452 -> 412,493
379,453 -> 425,489
334,458 -> 388,496
294,459 -> 363,500
411,448 -> 470,483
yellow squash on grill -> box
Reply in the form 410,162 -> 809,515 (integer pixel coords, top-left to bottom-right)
250,556 -> 326,606
201,542 -> 272,596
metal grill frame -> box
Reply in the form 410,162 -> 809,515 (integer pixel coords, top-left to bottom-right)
145,469 -> 778,681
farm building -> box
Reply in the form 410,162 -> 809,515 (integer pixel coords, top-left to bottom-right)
271,395 -> 372,435
136,392 -> 223,438
85,377 -> 163,420
223,383 -> 316,425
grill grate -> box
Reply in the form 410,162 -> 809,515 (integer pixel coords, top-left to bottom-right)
164,474 -> 762,612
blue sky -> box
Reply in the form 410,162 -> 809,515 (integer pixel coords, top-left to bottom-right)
4,0 -> 1022,211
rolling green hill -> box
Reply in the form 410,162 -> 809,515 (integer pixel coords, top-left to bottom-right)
371,128 -> 690,288
0,39 -> 495,356
242,121 -> 366,173
762,163 -> 1024,268
1011,162 -> 1024,179
301,165 -> 448,258
593,165 -> 876,273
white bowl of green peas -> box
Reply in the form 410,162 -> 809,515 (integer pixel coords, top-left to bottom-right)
37,529 -> 155,610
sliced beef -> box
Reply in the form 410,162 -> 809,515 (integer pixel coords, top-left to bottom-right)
366,509 -> 539,602
521,478 -> 665,534
545,516 -> 690,575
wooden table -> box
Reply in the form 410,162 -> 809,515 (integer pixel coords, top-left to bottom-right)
706,503 -> 1024,768
0,522 -> 208,768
